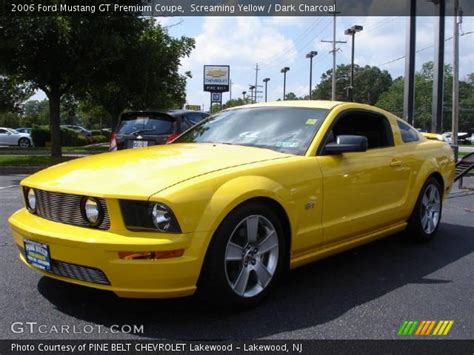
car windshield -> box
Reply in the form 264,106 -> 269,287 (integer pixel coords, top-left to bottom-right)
174,107 -> 329,155
117,114 -> 174,135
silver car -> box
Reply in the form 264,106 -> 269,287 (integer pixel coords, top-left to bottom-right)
0,127 -> 33,147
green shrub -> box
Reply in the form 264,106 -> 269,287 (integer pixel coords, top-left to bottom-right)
31,127 -> 50,147
91,135 -> 108,143
31,126 -> 88,147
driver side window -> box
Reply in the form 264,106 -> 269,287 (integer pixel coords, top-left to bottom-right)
328,111 -> 394,149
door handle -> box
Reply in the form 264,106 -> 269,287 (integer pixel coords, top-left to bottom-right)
390,159 -> 402,168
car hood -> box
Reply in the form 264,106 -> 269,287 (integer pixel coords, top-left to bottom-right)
22,143 -> 291,198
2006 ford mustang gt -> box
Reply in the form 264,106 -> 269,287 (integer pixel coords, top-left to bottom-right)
9,101 -> 455,307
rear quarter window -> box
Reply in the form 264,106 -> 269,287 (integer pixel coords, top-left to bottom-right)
397,120 -> 419,143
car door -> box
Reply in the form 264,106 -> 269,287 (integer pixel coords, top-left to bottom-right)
317,109 -> 411,245
0,128 -> 13,145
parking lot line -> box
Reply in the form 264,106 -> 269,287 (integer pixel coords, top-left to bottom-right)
0,185 -> 19,190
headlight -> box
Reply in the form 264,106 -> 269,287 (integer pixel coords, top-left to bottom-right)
81,197 -> 103,226
25,188 -> 36,212
151,203 -> 175,232
119,200 -> 181,233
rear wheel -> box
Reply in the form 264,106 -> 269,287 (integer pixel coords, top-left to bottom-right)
18,138 -> 31,148
407,177 -> 442,242
198,202 -> 287,308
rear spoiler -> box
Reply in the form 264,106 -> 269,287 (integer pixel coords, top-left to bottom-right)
421,133 -> 445,141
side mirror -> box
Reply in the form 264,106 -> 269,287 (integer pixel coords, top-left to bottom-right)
324,135 -> 368,154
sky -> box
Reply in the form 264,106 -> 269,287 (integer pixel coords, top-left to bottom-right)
32,16 -> 474,112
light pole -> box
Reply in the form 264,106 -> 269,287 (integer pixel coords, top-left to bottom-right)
263,78 -> 270,102
249,85 -> 256,103
306,51 -> 318,100
344,25 -> 363,101
242,91 -> 246,102
281,67 -> 290,100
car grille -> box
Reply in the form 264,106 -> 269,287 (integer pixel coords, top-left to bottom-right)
18,246 -> 110,285
33,189 -> 110,230
50,260 -> 110,285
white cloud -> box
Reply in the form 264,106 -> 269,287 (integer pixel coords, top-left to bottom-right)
181,17 -> 299,108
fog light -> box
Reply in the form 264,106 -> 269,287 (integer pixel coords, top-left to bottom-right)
26,188 -> 36,212
81,197 -> 103,226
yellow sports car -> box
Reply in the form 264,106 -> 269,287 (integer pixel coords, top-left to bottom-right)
9,101 -> 455,307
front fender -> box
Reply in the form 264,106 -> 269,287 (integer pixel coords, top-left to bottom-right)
194,175 -> 295,236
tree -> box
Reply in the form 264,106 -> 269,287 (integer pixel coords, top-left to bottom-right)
376,62 -> 474,132
21,99 -> 50,127
80,21 -> 194,129
0,76 -> 33,113
312,64 -> 392,105
0,3 -> 187,157
223,98 -> 247,109
284,92 -> 301,100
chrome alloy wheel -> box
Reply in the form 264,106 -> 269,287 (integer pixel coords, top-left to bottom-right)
224,215 -> 279,298
421,184 -> 441,234
19,138 -> 30,148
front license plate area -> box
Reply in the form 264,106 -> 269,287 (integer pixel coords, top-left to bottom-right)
24,240 -> 51,271
132,140 -> 148,148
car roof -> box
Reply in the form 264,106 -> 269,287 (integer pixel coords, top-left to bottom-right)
225,100 -> 344,111
121,110 -> 208,119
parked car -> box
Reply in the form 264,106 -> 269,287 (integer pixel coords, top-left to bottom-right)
9,101 -> 455,307
441,132 -> 471,145
61,125 -> 92,137
0,127 -> 33,147
15,128 -> 32,135
110,110 -> 209,150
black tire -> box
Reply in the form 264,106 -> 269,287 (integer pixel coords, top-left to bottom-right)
198,201 -> 288,309
407,177 -> 443,242
18,137 -> 31,148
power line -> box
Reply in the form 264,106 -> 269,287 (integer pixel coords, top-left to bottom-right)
378,31 -> 474,67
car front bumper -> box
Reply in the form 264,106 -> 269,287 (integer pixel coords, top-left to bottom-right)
8,208 -> 210,298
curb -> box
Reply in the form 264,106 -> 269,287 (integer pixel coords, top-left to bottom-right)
0,166 -> 46,175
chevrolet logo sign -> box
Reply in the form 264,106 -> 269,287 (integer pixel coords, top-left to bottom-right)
207,69 -> 227,77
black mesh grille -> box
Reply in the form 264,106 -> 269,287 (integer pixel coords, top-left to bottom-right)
30,189 -> 110,230
50,260 -> 110,285
18,246 -> 110,285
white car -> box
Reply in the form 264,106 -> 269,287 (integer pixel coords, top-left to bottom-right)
441,132 -> 470,144
0,127 -> 33,147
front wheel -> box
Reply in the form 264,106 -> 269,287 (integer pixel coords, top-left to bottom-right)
407,177 -> 442,242
198,202 -> 287,308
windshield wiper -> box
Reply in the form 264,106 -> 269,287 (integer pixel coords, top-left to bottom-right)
127,129 -> 155,136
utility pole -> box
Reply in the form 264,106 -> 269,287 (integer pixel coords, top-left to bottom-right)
254,63 -> 260,103
452,0 -> 461,147
403,0 -> 416,125
321,3 -> 346,101
431,0 -> 446,134
229,79 -> 233,101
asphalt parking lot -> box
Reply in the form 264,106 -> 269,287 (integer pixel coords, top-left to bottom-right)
0,173 -> 473,340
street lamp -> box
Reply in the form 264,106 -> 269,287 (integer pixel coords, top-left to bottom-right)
281,67 -> 290,100
305,51 -> 318,100
263,78 -> 270,102
242,91 -> 247,101
249,85 -> 256,103
344,25 -> 363,101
